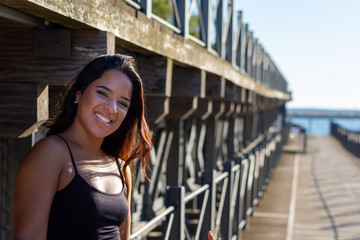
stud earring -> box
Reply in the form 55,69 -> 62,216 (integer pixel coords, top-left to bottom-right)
74,100 -> 78,104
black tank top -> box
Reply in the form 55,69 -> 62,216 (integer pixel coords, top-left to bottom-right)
47,135 -> 129,240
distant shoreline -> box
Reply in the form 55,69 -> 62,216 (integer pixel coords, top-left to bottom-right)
286,116 -> 360,135
287,108 -> 360,118
287,108 -> 360,114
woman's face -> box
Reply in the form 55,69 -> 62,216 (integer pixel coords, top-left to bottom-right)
74,69 -> 133,139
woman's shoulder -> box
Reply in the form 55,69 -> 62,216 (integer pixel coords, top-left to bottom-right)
33,135 -> 68,154
21,135 -> 68,168
15,135 -> 69,193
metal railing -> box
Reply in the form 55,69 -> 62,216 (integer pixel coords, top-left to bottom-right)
130,125 -> 288,239
331,122 -> 360,158
124,0 -> 288,94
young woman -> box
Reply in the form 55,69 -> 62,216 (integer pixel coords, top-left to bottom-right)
13,54 -> 220,240
13,54 -> 152,240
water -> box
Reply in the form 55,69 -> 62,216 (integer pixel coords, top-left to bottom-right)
286,117 -> 360,135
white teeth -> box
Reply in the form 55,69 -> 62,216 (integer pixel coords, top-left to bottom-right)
95,113 -> 110,123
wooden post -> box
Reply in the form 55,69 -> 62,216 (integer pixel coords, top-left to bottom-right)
0,137 -> 32,239
166,119 -> 183,186
221,161 -> 234,239
204,117 -> 217,170
200,170 -> 216,239
106,31 -> 115,55
166,186 -> 185,240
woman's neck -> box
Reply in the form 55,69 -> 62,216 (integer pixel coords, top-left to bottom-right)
60,123 -> 104,156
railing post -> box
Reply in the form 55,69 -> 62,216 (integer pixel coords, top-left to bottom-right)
167,119 -> 184,186
204,118 -> 218,170
200,169 -> 216,239
140,0 -> 152,18
178,0 -> 189,38
245,153 -> 256,228
166,186 -> 185,240
201,0 -> 210,48
221,161 -> 234,240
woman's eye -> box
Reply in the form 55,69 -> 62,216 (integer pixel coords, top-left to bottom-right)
96,90 -> 108,97
117,101 -> 128,108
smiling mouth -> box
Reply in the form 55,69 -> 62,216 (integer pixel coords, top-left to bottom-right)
95,113 -> 111,124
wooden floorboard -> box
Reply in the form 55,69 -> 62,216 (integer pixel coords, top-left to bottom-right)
242,135 -> 360,240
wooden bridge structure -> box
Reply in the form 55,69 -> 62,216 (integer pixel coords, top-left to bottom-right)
0,1 -> 291,239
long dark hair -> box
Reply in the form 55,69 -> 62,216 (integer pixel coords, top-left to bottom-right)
47,54 -> 152,193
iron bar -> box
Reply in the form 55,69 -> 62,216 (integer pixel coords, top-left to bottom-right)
164,212 -> 175,240
124,0 -> 141,9
214,177 -> 229,236
184,184 -> 210,203
151,14 -> 182,34
215,171 -> 229,183
130,206 -> 175,238
194,189 -> 210,240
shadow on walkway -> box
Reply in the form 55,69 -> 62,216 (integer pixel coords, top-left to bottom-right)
242,135 -> 360,240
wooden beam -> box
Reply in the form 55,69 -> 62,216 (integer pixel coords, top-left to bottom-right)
0,0 -> 290,100
190,98 -> 212,120
0,28 -> 115,85
0,83 -> 48,138
206,72 -> 222,99
171,64 -> 201,97
145,95 -> 169,127
168,97 -> 198,120
224,79 -> 236,101
33,29 -> 71,57
136,56 -> 168,95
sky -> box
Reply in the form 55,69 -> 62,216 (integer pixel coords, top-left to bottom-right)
234,0 -> 360,110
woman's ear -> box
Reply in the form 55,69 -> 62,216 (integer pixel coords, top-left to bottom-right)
75,90 -> 82,102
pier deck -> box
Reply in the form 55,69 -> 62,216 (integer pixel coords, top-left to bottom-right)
242,135 -> 360,240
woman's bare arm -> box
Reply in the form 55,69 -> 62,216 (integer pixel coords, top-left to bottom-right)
13,137 -> 64,240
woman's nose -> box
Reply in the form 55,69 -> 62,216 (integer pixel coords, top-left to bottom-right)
104,99 -> 117,113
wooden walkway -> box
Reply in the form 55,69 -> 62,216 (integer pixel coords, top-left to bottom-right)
242,135 -> 360,240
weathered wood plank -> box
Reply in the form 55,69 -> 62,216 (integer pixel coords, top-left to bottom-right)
0,137 -> 32,239
206,72 -> 222,99
168,97 -> 198,120
0,27 -> 112,85
0,83 -> 47,137
144,95 -> 168,127
0,0 -> 290,100
224,80 -> 236,101
33,29 -> 71,57
137,56 -> 167,95
172,64 -> 201,97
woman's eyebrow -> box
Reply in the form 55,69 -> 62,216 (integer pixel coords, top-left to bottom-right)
96,85 -> 131,103
96,85 -> 112,93
122,96 -> 131,103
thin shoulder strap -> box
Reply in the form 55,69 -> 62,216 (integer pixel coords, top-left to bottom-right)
55,135 -> 78,174
115,157 -> 126,186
